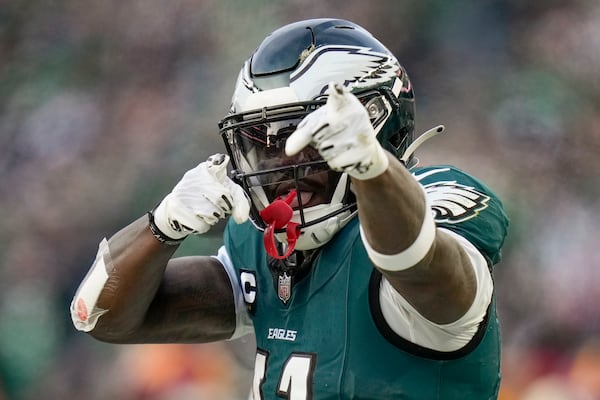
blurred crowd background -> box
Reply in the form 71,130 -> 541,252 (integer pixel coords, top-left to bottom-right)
1,0 -> 599,399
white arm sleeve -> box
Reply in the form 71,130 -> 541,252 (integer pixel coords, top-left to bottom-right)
213,245 -> 254,340
378,228 -> 493,352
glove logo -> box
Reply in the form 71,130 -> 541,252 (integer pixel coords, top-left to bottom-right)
424,181 -> 490,223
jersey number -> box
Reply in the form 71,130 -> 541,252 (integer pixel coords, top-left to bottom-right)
253,350 -> 317,399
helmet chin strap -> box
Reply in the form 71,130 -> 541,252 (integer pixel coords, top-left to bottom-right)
259,191 -> 300,259
401,125 -> 445,166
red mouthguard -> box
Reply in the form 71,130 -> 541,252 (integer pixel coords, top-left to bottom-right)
259,191 -> 300,259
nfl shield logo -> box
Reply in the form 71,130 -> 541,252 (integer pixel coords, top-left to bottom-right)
278,273 -> 292,303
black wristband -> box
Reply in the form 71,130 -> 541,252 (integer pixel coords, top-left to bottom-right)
147,210 -> 185,246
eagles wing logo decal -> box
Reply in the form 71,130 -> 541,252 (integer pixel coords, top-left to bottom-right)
290,45 -> 399,97
424,181 -> 490,223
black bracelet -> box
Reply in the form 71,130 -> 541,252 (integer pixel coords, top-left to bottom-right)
147,210 -> 185,246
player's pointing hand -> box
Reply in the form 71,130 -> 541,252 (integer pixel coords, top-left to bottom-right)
285,81 -> 389,180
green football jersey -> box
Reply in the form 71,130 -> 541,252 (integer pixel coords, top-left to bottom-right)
224,165 -> 509,399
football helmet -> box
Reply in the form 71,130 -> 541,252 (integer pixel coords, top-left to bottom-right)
219,18 -> 416,253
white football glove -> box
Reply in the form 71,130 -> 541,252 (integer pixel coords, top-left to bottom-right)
153,154 -> 250,239
285,82 -> 389,180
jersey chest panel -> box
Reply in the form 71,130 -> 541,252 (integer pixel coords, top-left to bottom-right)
226,220 -> 501,399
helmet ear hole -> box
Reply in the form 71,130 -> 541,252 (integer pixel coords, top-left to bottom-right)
389,132 -> 404,150
387,127 -> 410,156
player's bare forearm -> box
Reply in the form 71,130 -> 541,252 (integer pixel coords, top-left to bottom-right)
129,256 -> 237,343
352,153 -> 476,323
88,216 -> 236,344
353,153 -> 428,254
88,216 -> 176,338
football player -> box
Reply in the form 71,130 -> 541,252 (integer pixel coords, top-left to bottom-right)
71,18 -> 509,399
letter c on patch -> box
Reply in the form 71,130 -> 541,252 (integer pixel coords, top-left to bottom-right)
240,270 -> 257,305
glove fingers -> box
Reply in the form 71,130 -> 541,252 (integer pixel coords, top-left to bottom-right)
325,81 -> 351,111
165,197 -> 213,234
206,153 -> 230,182
285,124 -> 315,157
285,85 -> 355,157
191,179 -> 248,225
228,182 -> 250,224
285,106 -> 330,156
321,142 -> 371,171
197,188 -> 232,219
327,153 -> 364,172
206,154 -> 250,222
312,119 -> 346,143
317,136 -> 355,159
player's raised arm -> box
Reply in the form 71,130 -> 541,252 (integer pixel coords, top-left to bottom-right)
352,159 -> 478,324
70,154 -> 250,343
286,82 -> 476,324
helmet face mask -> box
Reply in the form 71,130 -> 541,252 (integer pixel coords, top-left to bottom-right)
219,18 -> 415,251
220,100 -> 349,236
